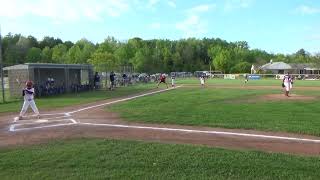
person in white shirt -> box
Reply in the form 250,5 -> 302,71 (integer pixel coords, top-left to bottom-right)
200,75 -> 205,88
171,73 -> 176,87
19,81 -> 40,120
282,73 -> 293,97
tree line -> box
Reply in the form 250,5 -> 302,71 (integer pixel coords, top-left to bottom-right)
1,33 -> 320,73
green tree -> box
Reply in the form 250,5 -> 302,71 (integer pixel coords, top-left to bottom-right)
52,44 -> 67,63
172,52 -> 183,71
26,47 -> 42,63
14,36 -> 31,64
131,50 -> 147,72
212,49 -> 233,73
88,50 -> 117,88
27,35 -> 39,48
66,45 -> 82,64
230,62 -> 251,73
39,37 -> 63,49
64,41 -> 74,50
114,44 -> 133,66
41,46 -> 52,63
80,41 -> 95,63
88,40 -> 118,72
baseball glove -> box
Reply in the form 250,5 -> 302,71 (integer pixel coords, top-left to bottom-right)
282,83 -> 285,88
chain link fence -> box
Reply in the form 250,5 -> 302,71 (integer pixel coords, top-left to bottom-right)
0,76 -> 9,103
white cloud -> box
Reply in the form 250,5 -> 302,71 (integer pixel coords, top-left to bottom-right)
188,4 -> 216,14
149,22 -> 161,29
224,0 -> 254,12
176,15 -> 207,37
0,0 -> 130,23
168,0 -> 176,8
296,5 -> 320,15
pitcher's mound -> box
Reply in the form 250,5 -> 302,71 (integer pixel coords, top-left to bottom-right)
261,94 -> 316,101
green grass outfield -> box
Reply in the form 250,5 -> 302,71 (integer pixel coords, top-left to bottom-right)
0,89 -> 10,103
176,78 -> 320,86
110,87 -> 320,136
0,84 -> 155,114
0,139 -> 319,179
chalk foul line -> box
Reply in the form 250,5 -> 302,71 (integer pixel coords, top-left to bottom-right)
67,86 -> 181,114
9,87 -> 180,132
10,85 -> 320,144
78,122 -> 320,143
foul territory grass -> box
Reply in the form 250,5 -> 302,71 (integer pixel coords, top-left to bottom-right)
0,84 -> 155,114
0,139 -> 319,179
110,87 -> 320,136
176,78 -> 320,87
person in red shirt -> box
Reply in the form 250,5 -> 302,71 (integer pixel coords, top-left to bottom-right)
157,73 -> 168,88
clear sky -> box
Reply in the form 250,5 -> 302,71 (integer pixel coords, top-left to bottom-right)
0,0 -> 319,54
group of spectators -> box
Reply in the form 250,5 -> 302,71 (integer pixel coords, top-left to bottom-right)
93,72 -> 133,91
34,77 -> 66,97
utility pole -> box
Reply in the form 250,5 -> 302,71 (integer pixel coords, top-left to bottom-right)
0,27 -> 5,103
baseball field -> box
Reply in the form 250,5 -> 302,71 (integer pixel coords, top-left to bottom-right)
0,79 -> 320,179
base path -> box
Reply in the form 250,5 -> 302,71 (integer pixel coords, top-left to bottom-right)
0,87 -> 319,156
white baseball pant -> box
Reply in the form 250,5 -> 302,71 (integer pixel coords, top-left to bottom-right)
20,100 -> 39,116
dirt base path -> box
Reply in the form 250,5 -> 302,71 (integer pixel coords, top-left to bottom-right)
0,87 -> 319,156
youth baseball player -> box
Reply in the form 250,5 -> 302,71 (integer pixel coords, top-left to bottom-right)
171,73 -> 176,87
19,81 -> 40,120
282,73 -> 293,97
157,73 -> 169,88
200,75 -> 205,88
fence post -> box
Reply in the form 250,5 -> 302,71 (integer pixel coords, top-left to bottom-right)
0,28 -> 5,103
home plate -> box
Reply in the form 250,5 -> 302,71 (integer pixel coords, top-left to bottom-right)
11,119 -> 76,132
35,119 -> 48,123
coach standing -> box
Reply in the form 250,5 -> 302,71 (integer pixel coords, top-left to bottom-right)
109,71 -> 115,90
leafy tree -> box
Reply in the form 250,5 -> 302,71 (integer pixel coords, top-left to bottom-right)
27,35 -> 39,48
88,40 -> 118,72
172,52 -> 183,71
2,32 -> 320,73
131,50 -> 147,72
77,39 -> 96,63
26,47 -> 42,63
64,41 -> 74,50
230,62 -> 251,73
14,36 -> 31,64
296,48 -> 307,57
114,44 -> 133,66
212,49 -> 234,73
41,46 -> 52,63
52,44 -> 67,63
66,45 -> 82,64
88,50 -> 117,88
39,37 -> 63,49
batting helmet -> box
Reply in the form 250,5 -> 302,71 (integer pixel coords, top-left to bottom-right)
26,81 -> 33,88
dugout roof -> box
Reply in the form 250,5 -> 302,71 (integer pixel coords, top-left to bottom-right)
4,63 -> 92,70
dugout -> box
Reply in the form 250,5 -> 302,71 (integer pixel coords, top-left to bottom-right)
4,63 -> 93,97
